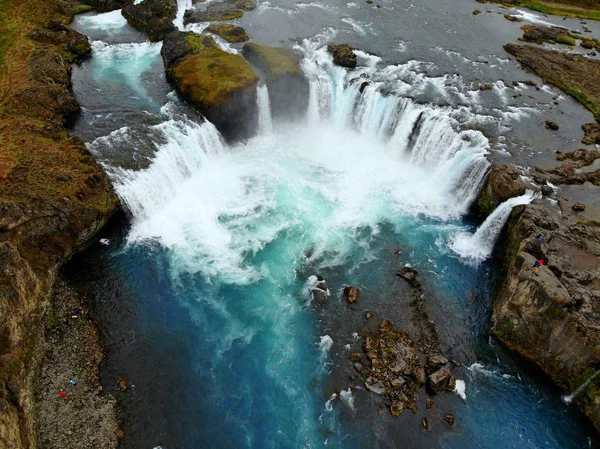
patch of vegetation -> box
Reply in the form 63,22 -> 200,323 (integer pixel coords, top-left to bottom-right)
510,0 -> 600,20
556,34 -> 576,45
184,33 -> 217,52
71,4 -> 93,15
0,0 -> 18,70
206,24 -> 249,43
172,48 -> 258,108
242,43 -> 302,78
554,81 -> 600,117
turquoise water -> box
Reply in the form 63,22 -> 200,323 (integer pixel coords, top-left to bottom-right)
68,7 -> 600,449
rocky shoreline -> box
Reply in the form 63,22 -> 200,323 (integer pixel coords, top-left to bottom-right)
0,1 -> 119,448
473,15 -> 600,432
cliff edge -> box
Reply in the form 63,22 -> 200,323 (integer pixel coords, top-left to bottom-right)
0,1 -> 119,448
493,203 -> 600,431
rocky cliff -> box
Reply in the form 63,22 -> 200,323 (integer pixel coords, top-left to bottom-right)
242,43 -> 309,120
162,31 -> 259,141
492,204 -> 600,431
0,1 -> 119,448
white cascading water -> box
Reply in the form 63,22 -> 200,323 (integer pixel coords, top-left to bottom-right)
174,0 -> 193,30
450,191 -> 536,262
257,84 -> 273,135
105,35 -> 498,282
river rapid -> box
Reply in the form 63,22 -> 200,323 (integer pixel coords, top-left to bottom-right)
66,1 -> 600,448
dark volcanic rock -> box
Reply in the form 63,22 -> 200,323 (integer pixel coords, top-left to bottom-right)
327,44 -> 357,68
475,163 -> 526,216
396,266 -> 419,286
545,119 -> 559,130
427,367 -> 452,395
443,413 -> 455,426
572,202 -> 587,211
241,43 -> 309,120
538,149 -> 600,186
183,0 -> 255,23
521,25 -> 572,46
493,203 -> 600,432
351,319 -> 454,417
343,286 -> 360,304
582,122 -> 600,145
122,0 -> 177,42
504,44 -> 600,119
310,275 -> 329,304
161,31 -> 259,141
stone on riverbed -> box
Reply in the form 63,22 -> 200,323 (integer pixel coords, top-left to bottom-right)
426,367 -> 453,395
343,286 -> 360,304
122,0 -> 177,42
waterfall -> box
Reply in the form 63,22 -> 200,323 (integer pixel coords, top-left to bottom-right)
112,117 -> 225,223
450,191 -> 536,262
300,63 -> 490,212
563,369 -> 600,404
173,0 -> 192,30
257,84 -> 273,134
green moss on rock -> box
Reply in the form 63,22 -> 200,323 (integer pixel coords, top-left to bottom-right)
206,24 -> 249,43
172,49 -> 258,108
242,43 -> 302,78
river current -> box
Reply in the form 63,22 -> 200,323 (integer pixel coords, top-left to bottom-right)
66,1 -> 600,448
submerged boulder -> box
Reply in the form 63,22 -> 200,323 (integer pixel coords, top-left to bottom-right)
183,0 -> 255,24
475,163 -> 526,217
343,286 -> 360,304
206,24 -> 249,43
242,43 -> 309,119
396,266 -> 419,285
521,25 -> 574,46
327,44 -> 357,68
426,367 -> 452,395
161,31 -> 259,140
122,0 -> 177,42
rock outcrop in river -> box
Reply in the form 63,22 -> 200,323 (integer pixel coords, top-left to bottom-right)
0,1 -> 119,448
184,0 -> 256,24
161,31 -> 259,140
493,204 -> 600,431
474,163 -> 526,216
242,43 -> 309,120
122,0 -> 177,42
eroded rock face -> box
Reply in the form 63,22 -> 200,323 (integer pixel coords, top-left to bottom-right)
327,44 -> 357,68
475,163 -> 526,216
241,43 -> 309,120
0,2 -> 120,448
122,0 -> 177,42
161,31 -> 259,141
493,204 -> 600,432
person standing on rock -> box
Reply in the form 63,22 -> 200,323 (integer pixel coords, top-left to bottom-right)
58,391 -> 67,400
